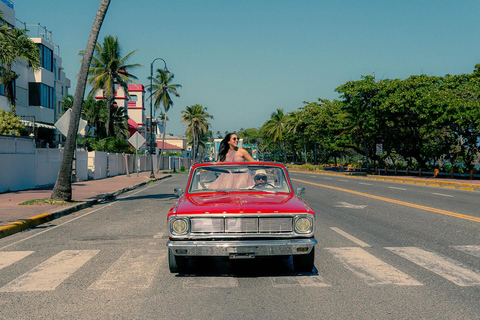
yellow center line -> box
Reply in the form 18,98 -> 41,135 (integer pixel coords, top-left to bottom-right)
292,178 -> 480,223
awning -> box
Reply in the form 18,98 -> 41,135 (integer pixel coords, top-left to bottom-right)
128,118 -> 139,136
156,141 -> 183,150
20,120 -> 56,130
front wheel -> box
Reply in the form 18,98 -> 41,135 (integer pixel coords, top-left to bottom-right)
169,248 -> 188,273
293,247 -> 315,272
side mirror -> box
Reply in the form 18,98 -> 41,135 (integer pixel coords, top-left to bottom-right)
296,187 -> 305,197
174,188 -> 184,197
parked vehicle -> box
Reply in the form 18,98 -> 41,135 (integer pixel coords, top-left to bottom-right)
166,162 -> 317,273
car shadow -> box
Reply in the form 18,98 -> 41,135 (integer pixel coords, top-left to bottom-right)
175,256 -> 318,277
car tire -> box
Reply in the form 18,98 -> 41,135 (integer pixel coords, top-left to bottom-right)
293,247 -> 314,272
169,248 -> 188,273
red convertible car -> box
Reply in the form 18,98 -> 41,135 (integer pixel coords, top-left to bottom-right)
166,162 -> 317,273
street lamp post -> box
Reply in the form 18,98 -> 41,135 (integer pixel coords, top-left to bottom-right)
149,58 -> 169,178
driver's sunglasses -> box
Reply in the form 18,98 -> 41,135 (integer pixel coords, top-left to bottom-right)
255,175 -> 267,181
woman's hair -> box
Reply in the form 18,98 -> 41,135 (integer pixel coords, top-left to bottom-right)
218,133 -> 235,162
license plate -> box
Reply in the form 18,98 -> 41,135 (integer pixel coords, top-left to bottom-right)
227,246 -> 257,253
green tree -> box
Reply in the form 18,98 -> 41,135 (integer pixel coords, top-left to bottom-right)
147,70 -> 181,162
0,109 -> 24,135
181,104 -> 213,161
60,94 -> 74,113
0,25 -> 40,114
81,34 -> 140,136
52,0 -> 111,201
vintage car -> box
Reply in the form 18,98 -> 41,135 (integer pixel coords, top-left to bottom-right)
166,162 -> 317,273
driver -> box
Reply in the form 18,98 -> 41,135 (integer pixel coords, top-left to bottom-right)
253,169 -> 271,188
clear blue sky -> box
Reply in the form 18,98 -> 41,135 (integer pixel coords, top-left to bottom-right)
15,0 -> 480,136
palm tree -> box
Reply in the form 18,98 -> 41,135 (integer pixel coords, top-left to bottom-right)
81,95 -> 108,138
51,0 -> 111,201
0,26 -> 40,114
81,34 -> 140,136
181,104 -> 213,161
262,108 -> 288,162
147,70 -> 181,167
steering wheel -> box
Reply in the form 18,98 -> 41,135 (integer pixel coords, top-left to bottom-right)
253,183 -> 275,189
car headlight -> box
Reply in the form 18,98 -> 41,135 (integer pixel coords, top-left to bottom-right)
295,217 -> 312,233
172,219 -> 189,235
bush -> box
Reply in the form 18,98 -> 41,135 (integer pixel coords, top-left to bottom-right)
0,110 -> 27,136
80,137 -> 134,153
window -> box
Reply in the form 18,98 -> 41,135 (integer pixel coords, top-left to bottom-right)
130,95 -> 138,101
0,80 -> 15,97
29,83 -> 54,109
37,44 -> 53,72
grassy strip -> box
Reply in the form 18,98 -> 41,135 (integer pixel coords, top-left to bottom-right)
19,198 -> 73,206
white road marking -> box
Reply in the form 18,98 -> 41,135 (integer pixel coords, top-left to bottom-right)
323,177 -> 332,180
386,247 -> 480,286
0,250 -> 99,292
335,202 -> 367,209
338,179 -> 348,182
330,227 -> 371,247
153,232 -> 164,239
183,277 -> 238,288
451,245 -> 480,258
432,193 -> 454,197
388,187 -> 407,191
326,247 -> 422,286
0,203 -> 115,251
0,251 -> 34,270
359,183 -> 372,186
271,276 -> 330,288
0,183 -> 160,251
89,249 -> 164,290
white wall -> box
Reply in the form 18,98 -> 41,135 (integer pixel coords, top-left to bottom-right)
0,136 -> 189,193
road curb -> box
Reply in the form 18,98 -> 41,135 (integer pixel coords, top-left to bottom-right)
0,175 -> 172,239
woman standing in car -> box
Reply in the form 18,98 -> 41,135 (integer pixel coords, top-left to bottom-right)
217,133 -> 255,162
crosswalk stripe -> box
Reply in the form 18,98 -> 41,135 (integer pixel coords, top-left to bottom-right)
0,250 -> 99,292
386,247 -> 480,286
326,247 -> 422,286
0,251 -> 34,270
271,276 -> 330,288
183,277 -> 239,288
451,245 -> 480,258
89,249 -> 164,290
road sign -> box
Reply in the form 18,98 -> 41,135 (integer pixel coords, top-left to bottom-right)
376,143 -> 383,155
128,131 -> 146,150
55,109 -> 88,137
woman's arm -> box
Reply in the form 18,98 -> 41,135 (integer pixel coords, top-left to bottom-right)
238,148 -> 256,162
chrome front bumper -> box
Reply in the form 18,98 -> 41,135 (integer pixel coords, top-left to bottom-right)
167,238 -> 317,258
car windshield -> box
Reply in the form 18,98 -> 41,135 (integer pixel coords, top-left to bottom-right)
188,164 -> 291,193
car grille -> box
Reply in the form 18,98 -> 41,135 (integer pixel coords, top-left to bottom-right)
190,217 -> 293,234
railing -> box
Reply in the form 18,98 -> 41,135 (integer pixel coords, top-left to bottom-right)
1,0 -> 14,9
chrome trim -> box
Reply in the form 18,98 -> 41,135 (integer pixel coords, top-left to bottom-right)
167,213 -> 315,239
167,238 -> 317,257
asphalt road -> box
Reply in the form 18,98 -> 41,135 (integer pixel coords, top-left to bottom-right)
0,172 -> 479,319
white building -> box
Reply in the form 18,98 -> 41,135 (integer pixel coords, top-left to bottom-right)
0,0 -> 71,146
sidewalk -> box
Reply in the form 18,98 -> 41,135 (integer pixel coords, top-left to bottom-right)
0,172 -> 172,239
292,169 -> 480,191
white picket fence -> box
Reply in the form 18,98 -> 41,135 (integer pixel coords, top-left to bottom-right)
0,135 -> 190,193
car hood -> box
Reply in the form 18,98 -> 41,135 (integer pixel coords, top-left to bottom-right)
172,193 -> 313,215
